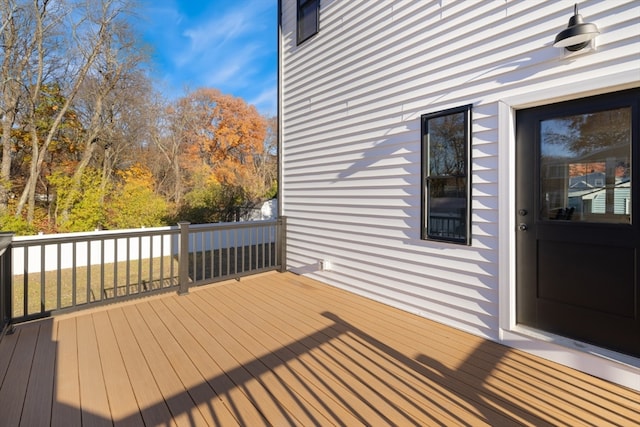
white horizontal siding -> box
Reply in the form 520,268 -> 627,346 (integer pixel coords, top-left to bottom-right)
281,0 -> 640,342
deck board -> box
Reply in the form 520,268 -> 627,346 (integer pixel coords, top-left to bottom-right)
51,318 -> 81,427
0,323 -> 39,426
153,295 -> 268,426
76,311 -> 112,427
1,271 -> 638,426
20,320 -> 56,427
135,300 -> 239,426
185,292 -> 369,425
261,273 -> 637,425
185,291 -> 337,426
143,297 -> 253,426
121,303 -> 210,427
91,310 -> 144,427
160,295 -> 275,426
107,306 -> 177,427
189,288 -> 381,425
0,327 -> 19,397
229,274 -> 530,426
212,277 -> 487,426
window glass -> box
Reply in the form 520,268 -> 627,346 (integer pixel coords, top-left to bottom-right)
298,0 -> 319,44
422,106 -> 471,244
429,113 -> 466,176
426,177 -> 468,241
540,107 -> 631,223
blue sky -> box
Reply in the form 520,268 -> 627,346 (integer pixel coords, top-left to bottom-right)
138,0 -> 277,115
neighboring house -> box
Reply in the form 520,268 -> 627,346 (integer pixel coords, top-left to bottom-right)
578,180 -> 631,215
246,198 -> 279,221
278,0 -> 639,390
568,171 -> 606,190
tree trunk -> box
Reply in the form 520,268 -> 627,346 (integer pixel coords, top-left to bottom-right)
0,2 -> 20,213
15,126 -> 40,221
15,0 -> 110,223
0,115 -> 14,213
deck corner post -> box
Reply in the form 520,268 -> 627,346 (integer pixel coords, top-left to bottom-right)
0,232 -> 14,333
177,222 -> 190,295
278,216 -> 287,273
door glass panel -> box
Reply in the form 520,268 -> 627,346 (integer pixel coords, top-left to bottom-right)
540,107 -> 631,223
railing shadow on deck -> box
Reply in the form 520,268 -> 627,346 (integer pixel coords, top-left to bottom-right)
3,307 -> 625,426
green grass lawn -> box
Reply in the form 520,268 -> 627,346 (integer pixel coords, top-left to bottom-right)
11,243 -> 278,318
12,255 -> 179,317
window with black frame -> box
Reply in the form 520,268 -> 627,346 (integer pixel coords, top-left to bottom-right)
297,0 -> 319,44
421,105 -> 472,244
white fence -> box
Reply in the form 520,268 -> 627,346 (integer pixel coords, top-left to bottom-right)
13,220 -> 279,275
12,227 -> 177,275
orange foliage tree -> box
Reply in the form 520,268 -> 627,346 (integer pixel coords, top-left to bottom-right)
179,88 -> 267,186
171,88 -> 268,221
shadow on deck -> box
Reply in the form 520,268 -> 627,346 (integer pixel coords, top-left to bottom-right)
0,272 -> 638,426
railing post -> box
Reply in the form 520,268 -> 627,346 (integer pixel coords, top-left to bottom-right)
278,216 -> 287,273
0,232 -> 14,335
178,222 -> 190,295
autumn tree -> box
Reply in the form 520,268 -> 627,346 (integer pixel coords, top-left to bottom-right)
0,0 -> 22,213
66,5 -> 150,195
241,114 -> 277,202
1,1 -> 278,233
542,108 -> 631,158
149,97 -> 188,206
4,0 -> 144,227
14,84 -> 84,229
180,88 -> 266,184
107,163 -> 168,229
49,167 -> 108,232
168,88 -> 268,222
0,0 -> 63,214
13,0 -> 77,222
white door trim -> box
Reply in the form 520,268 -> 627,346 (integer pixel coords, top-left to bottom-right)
497,72 -> 640,391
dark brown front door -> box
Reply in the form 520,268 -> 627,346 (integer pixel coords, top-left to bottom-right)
516,88 -> 639,358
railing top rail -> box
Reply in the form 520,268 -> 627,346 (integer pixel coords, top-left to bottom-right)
10,219 -> 282,248
11,226 -> 180,247
187,219 -> 281,232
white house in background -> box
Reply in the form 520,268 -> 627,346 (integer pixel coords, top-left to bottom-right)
278,0 -> 640,390
246,198 -> 278,221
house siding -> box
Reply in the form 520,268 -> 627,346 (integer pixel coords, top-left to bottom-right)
280,0 -> 640,387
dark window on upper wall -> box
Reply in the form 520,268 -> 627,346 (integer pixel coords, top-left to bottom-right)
421,105 -> 472,244
297,0 -> 319,44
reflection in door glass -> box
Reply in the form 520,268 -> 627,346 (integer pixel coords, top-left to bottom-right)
540,107 -> 631,224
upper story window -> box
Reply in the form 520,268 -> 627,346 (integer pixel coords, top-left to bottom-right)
421,105 -> 472,245
297,0 -> 319,44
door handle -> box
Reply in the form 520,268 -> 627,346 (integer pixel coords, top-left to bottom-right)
519,223 -> 528,231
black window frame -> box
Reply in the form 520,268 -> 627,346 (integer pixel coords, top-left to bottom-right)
297,0 -> 319,45
421,104 -> 472,245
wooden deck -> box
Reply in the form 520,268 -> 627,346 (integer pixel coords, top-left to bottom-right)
0,272 -> 638,426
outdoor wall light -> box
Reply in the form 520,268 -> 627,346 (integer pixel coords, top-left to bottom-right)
553,3 -> 600,51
